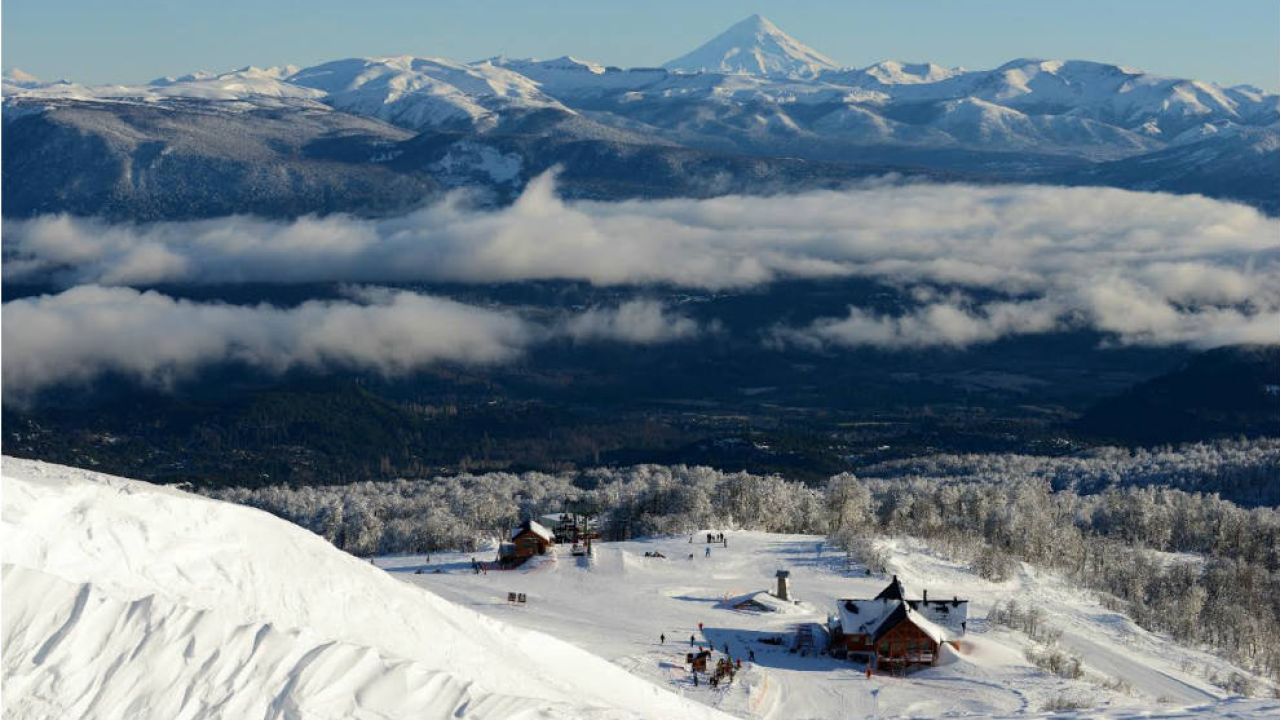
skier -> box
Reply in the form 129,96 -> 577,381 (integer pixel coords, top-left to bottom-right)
690,634 -> 696,646
705,546 -> 711,558
660,633 -> 666,645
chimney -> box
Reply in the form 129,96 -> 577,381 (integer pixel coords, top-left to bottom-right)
775,569 -> 792,601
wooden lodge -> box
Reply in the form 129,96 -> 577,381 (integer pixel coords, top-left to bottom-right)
830,575 -> 968,672
497,519 -> 555,567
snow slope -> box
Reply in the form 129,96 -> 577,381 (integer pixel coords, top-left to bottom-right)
0,457 -> 731,720
381,533 -> 1278,719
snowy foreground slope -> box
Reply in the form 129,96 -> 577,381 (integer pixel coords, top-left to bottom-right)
0,457 -> 730,720
382,537 -> 1278,719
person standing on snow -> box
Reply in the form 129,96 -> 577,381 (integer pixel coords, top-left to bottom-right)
660,633 -> 665,644
705,546 -> 711,558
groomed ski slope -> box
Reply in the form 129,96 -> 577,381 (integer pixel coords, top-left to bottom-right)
0,457 -> 732,720
382,535 -> 1278,719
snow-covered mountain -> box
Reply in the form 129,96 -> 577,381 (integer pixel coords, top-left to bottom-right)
2,65 -> 323,104
662,14 -> 841,79
0,457 -> 732,720
4,14 -> 1277,217
287,56 -> 569,130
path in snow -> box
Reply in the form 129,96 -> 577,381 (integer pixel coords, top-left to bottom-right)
1058,631 -> 1218,705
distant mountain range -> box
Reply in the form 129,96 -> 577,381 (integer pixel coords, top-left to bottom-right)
5,14 -> 1277,219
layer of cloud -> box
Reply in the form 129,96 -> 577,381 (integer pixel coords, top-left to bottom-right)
773,299 -> 1064,351
1,287 -> 700,400
560,300 -> 703,344
4,174 -> 1278,350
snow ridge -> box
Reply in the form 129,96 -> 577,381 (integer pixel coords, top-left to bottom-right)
0,457 -> 730,720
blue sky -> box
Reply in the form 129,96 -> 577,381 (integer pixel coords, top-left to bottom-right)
4,0 -> 1278,89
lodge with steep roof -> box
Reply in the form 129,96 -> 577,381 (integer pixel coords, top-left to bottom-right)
497,519 -> 556,567
830,575 -> 968,671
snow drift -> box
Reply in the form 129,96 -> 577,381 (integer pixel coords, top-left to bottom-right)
0,457 -> 731,720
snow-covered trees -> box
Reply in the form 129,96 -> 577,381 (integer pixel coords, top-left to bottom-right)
826,473 -> 874,550
860,438 -> 1280,507
210,465 -> 823,553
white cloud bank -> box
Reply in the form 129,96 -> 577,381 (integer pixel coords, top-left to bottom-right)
561,300 -> 704,344
4,174 -> 1278,351
0,288 -> 701,399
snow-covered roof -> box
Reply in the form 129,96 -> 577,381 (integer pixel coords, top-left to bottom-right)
901,605 -> 950,644
837,596 -> 961,643
907,598 -> 969,635
837,598 -> 897,636
512,519 -> 555,543
724,590 -> 807,614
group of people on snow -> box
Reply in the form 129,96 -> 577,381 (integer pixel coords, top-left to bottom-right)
672,620 -> 751,689
685,531 -> 728,559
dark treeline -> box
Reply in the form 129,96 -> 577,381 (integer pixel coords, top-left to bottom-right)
207,439 -> 1279,683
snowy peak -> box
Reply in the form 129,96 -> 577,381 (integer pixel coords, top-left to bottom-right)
3,68 -> 44,88
663,14 -> 841,79
862,60 -> 961,85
